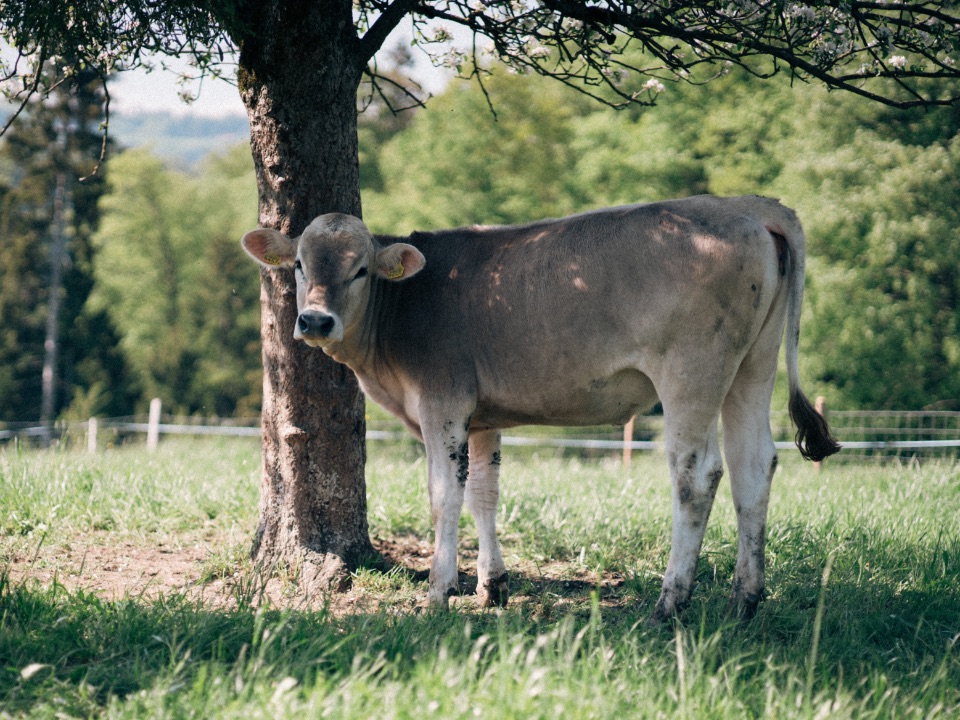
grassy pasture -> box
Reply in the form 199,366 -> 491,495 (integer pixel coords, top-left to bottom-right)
1,438 -> 959,718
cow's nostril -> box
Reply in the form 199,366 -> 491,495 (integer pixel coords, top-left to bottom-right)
297,311 -> 336,337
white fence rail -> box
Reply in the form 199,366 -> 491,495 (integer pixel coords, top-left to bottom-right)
3,402 -> 960,462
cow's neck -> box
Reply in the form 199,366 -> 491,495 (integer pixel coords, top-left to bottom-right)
322,275 -> 396,386
319,277 -> 421,435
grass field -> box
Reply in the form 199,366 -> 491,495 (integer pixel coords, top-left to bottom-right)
1,438 -> 958,718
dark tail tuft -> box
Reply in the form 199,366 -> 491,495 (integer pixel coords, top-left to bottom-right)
789,390 -> 841,462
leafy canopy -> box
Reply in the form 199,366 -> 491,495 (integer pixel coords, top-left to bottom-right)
2,0 -> 959,139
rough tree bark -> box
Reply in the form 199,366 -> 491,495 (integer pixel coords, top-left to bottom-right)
235,0 -> 376,592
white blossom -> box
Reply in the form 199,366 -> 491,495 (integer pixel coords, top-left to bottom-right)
888,55 -> 907,69
643,77 -> 665,93
788,4 -> 816,23
430,25 -> 453,43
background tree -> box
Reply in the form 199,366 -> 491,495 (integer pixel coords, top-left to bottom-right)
364,61 -> 795,233
366,70 -> 592,232
358,44 -> 424,195
90,146 -> 261,416
770,89 -> 960,410
3,1 -> 959,592
0,64 -> 134,424
188,147 -> 263,417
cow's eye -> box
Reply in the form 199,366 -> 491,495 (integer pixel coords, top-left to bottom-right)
294,259 -> 303,272
352,266 -> 368,282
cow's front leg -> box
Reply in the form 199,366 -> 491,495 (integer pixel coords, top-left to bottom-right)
466,429 -> 508,607
423,414 -> 471,608
651,417 -> 724,624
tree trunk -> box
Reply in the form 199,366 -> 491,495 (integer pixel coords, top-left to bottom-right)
236,0 -> 376,592
40,167 -> 68,445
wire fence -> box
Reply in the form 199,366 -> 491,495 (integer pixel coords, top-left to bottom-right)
772,409 -> 960,462
3,406 -> 960,463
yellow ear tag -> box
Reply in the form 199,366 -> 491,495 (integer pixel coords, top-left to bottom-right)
263,253 -> 282,266
385,263 -> 405,280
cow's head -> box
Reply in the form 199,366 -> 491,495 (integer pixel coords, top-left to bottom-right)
241,214 -> 425,348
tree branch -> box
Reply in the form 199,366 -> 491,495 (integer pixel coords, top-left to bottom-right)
361,62 -> 429,113
0,47 -> 48,138
360,0 -> 423,62
79,70 -> 111,181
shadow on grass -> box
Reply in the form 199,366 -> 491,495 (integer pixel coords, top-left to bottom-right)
2,545 -> 958,716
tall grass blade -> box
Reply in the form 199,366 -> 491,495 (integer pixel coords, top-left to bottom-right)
806,550 -> 835,701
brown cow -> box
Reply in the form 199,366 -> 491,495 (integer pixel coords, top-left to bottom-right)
242,195 -> 839,621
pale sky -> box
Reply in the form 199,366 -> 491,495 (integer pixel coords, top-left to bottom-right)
4,18 -> 467,119
3,22 -> 464,120
110,31 -> 457,118
111,59 -> 246,117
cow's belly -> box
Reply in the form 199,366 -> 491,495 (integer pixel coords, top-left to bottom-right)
472,367 -> 659,429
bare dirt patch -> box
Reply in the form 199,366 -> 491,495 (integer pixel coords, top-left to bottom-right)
4,533 -> 229,600
3,532 -> 635,616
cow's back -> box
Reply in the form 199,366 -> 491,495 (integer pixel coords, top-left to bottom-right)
371,196 -> 789,429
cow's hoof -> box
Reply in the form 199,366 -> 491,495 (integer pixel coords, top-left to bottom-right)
647,589 -> 690,626
647,596 -> 674,626
478,573 -> 509,608
647,607 -> 671,627
425,586 -> 458,609
727,591 -> 763,621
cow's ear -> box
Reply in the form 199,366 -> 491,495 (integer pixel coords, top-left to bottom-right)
375,243 -> 425,281
241,228 -> 297,269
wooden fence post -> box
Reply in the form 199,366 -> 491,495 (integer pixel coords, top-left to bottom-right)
813,396 -> 827,472
87,417 -> 97,454
623,416 -> 635,468
147,398 -> 162,451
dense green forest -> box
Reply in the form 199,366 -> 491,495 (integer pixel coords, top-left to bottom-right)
89,146 -> 261,417
0,68 -> 137,424
2,67 -> 958,421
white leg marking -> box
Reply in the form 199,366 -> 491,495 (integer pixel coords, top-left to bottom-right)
423,416 -> 470,608
466,429 -> 508,607
722,390 -> 777,619
652,416 -> 724,623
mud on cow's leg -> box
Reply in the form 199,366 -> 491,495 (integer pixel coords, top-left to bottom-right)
423,413 -> 471,608
650,416 -> 724,625
466,429 -> 508,607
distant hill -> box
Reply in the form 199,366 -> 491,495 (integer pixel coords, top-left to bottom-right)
109,111 -> 250,169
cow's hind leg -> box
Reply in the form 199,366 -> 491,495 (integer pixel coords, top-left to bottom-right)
651,406 -> 725,624
465,429 -> 508,607
721,365 -> 779,619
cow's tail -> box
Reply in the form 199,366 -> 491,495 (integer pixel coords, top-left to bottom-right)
772,204 -> 841,462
